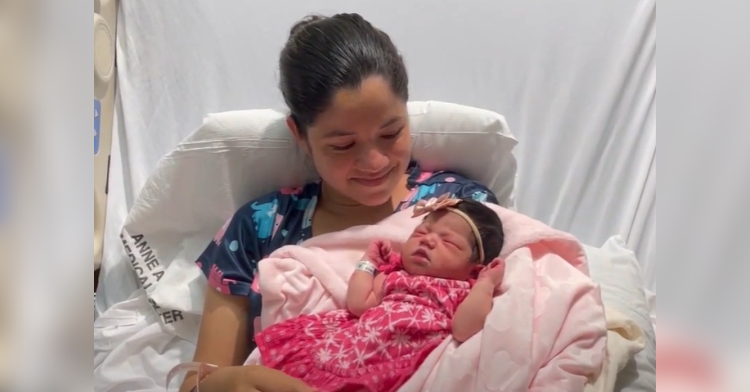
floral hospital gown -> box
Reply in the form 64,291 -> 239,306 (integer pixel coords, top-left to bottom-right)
255,255 -> 474,392
195,161 -> 498,349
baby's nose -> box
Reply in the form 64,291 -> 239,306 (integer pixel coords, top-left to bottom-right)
419,234 -> 437,247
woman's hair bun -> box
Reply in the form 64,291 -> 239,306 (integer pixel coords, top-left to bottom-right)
288,14 -> 328,38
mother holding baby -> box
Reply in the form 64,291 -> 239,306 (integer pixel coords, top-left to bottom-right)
180,13 -> 499,392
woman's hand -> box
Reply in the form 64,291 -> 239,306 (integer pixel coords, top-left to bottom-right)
477,258 -> 505,287
197,365 -> 317,392
365,238 -> 392,266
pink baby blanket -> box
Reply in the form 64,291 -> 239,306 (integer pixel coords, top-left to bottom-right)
244,204 -> 607,392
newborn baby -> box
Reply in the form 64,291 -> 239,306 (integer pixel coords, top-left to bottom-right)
255,194 -> 506,392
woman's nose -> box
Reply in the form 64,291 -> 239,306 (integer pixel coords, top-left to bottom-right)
357,146 -> 389,173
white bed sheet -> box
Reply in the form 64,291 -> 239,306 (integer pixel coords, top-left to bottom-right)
97,0 -> 656,313
95,243 -> 652,392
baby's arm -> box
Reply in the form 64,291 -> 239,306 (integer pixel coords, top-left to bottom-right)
451,279 -> 495,343
347,239 -> 392,317
346,268 -> 386,317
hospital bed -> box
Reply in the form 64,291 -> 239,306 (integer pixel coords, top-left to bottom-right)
95,0 -> 658,391
95,103 -> 656,392
94,0 -> 117,272
94,101 -> 656,392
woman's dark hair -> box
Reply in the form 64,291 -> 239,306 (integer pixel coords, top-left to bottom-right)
453,198 -> 505,265
279,13 -> 409,137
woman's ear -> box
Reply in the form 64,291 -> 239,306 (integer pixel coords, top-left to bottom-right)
286,116 -> 310,154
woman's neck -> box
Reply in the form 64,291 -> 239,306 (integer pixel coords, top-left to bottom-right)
311,175 -> 410,237
318,182 -> 393,217
317,174 -> 410,218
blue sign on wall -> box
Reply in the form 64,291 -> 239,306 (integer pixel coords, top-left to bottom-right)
94,99 -> 101,155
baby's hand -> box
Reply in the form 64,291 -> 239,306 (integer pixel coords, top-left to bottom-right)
366,239 -> 393,266
477,258 -> 506,287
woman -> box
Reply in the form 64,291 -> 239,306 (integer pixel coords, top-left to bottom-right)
181,13 -> 499,392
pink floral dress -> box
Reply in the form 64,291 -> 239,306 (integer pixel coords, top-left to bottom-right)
255,257 -> 474,392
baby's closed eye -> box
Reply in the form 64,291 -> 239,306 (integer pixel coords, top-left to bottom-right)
441,238 -> 460,249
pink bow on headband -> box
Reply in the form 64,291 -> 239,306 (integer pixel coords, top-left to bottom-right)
412,193 -> 462,217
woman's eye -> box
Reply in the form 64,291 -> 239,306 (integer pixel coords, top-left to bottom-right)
330,143 -> 354,151
382,127 -> 403,139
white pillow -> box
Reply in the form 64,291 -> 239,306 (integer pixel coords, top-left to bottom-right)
407,101 -> 517,206
120,101 -> 518,342
176,100 -> 517,208
585,236 -> 656,392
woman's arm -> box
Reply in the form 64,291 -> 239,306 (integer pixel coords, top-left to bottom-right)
180,189 -> 320,392
178,205 -> 263,392
179,287 -> 251,392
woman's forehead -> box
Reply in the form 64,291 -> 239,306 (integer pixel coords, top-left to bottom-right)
309,77 -> 406,137
315,116 -> 404,140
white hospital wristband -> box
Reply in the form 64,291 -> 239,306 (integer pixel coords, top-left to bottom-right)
355,261 -> 377,275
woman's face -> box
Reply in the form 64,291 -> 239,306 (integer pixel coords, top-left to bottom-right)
292,76 -> 412,206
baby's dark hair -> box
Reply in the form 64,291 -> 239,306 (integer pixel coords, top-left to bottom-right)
452,198 -> 505,265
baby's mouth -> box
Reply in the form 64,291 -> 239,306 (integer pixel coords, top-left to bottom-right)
413,248 -> 430,263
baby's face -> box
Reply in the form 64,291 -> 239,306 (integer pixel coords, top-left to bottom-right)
402,210 -> 478,280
